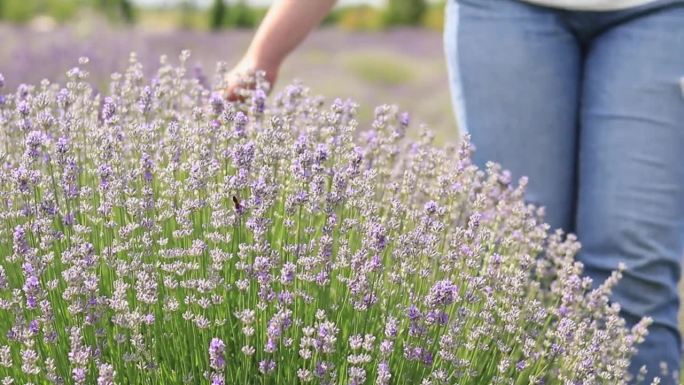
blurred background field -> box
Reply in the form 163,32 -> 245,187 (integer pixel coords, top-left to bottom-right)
0,0 -> 454,142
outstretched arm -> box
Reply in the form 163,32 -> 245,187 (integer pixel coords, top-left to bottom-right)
226,0 -> 337,98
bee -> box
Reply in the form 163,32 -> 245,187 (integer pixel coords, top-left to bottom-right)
232,195 -> 242,211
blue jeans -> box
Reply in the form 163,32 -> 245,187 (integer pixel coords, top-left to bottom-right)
444,0 -> 684,383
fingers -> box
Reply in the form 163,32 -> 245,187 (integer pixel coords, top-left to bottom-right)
223,64 -> 277,102
224,69 -> 256,102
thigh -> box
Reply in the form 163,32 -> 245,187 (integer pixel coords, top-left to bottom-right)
444,0 -> 582,232
575,7 -> 684,379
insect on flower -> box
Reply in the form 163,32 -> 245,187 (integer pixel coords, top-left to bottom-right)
232,195 -> 243,213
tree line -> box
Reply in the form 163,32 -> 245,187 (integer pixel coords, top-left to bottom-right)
0,0 -> 433,30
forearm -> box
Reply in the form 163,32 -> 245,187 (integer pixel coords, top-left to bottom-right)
245,0 -> 337,68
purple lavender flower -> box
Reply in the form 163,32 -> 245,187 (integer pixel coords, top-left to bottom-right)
280,262 -> 296,285
72,367 -> 86,384
377,361 -> 391,385
56,137 -> 70,155
210,373 -> 225,385
252,88 -> 266,115
209,338 -> 226,371
63,212 -> 76,226
13,225 -> 29,256
424,200 -> 438,215
97,164 -> 113,190
102,97 -> 116,123
265,336 -> 281,354
425,310 -> 449,325
210,93 -> 224,115
233,111 -> 248,138
421,350 -> 434,366
17,100 -> 30,116
140,152 -> 153,183
28,320 -> 39,335
24,131 -> 46,159
368,222 -> 387,251
97,363 -> 116,385
138,85 -> 152,113
258,359 -> 276,375
0,267 -> 6,290
407,305 -> 421,321
144,314 -> 155,325
57,88 -> 71,107
17,83 -> 29,99
399,111 -> 410,128
426,280 -> 459,307
403,345 -> 420,361
232,141 -> 255,170
315,143 -> 329,163
62,158 -> 80,199
516,360 -> 527,371
315,361 -> 329,378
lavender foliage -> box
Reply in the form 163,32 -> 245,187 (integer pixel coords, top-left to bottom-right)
0,52 -> 656,384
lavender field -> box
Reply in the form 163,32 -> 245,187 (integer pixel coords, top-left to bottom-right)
0,23 -> 454,142
0,42 -> 654,384
1,20 -> 682,385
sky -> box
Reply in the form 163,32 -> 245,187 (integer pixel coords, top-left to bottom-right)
131,0 -> 386,7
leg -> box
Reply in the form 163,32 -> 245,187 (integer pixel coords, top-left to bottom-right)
577,6 -> 684,384
443,0 -> 581,232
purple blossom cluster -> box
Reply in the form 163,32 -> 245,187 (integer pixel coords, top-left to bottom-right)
0,52 -> 658,385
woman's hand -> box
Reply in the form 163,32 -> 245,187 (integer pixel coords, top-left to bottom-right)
224,55 -> 280,101
223,0 -> 337,101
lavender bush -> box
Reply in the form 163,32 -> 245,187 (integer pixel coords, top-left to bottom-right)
0,53 -> 656,385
